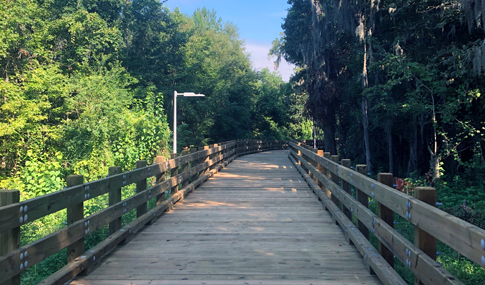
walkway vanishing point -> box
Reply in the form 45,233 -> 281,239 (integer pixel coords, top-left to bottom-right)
73,150 -> 380,285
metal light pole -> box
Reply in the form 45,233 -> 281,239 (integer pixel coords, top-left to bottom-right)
173,91 -> 205,154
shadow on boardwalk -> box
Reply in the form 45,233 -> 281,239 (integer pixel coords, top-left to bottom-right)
73,150 -> 381,285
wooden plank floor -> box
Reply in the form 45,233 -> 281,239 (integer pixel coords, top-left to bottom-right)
73,150 -> 381,285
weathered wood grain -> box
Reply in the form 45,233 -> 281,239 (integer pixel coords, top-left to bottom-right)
291,141 -> 485,269
0,190 -> 20,285
0,143 -> 238,235
77,150 -> 380,285
136,160 -> 148,217
108,167 -> 122,235
72,274 -> 374,285
36,144 -> 247,285
288,154 -> 405,285
39,161 -> 229,285
291,148 -> 462,285
0,141 -> 273,284
377,173 -> 394,268
356,164 -> 369,239
414,187 -> 438,285
67,175 -> 84,264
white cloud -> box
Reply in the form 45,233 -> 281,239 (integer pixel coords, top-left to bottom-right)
245,42 -> 295,82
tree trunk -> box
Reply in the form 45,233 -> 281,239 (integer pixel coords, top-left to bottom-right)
360,11 -> 372,173
386,121 -> 393,173
361,0 -> 379,174
430,93 -> 440,183
323,124 -> 337,155
361,97 -> 372,172
407,117 -> 418,175
313,118 -> 317,149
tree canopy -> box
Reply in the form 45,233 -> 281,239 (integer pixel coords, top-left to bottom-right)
0,0 -> 292,199
273,0 -> 485,183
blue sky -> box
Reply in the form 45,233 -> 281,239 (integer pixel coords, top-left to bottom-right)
164,0 -> 295,81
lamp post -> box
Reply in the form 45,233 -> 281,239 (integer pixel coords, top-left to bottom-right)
173,91 -> 205,154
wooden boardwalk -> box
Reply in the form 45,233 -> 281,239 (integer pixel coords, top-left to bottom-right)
73,150 -> 381,285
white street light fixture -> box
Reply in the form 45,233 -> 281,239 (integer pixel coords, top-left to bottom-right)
173,91 -> 205,154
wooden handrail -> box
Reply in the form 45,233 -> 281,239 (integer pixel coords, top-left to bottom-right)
288,154 -> 406,285
0,144 -> 232,234
289,141 -> 485,284
0,140 -> 287,285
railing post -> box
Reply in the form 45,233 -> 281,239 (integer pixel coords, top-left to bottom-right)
316,150 -> 329,206
414,187 -> 437,285
377,173 -> 395,268
300,144 -> 309,174
108,167 -> 122,235
356,165 -> 369,239
203,146 -> 210,175
136,160 -> 147,217
197,146 -> 204,176
208,144 -> 214,170
296,142 -> 302,166
323,152 -> 332,208
0,189 -> 20,285
341,159 -> 352,220
181,150 -> 190,188
211,144 -> 218,171
190,149 -> 198,183
220,143 -> 226,165
66,175 -> 84,263
309,148 -> 318,184
155,156 -> 166,205
323,152 -> 331,175
330,155 -> 340,213
170,154 -> 178,194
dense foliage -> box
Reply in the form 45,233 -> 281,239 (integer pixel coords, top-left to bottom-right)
272,0 -> 485,283
4,0 -> 484,283
274,0 -> 485,184
0,1 -> 298,283
0,0 -> 296,196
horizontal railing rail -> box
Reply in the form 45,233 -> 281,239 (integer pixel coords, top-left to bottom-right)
0,139 -> 288,285
289,141 -> 485,285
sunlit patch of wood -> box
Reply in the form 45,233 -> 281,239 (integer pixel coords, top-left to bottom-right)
77,150 -> 381,284
249,227 -> 265,231
174,200 -> 242,209
254,249 -> 275,256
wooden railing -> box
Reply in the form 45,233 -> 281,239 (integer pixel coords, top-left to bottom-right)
0,139 -> 287,285
302,139 -> 325,150
289,141 -> 485,285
